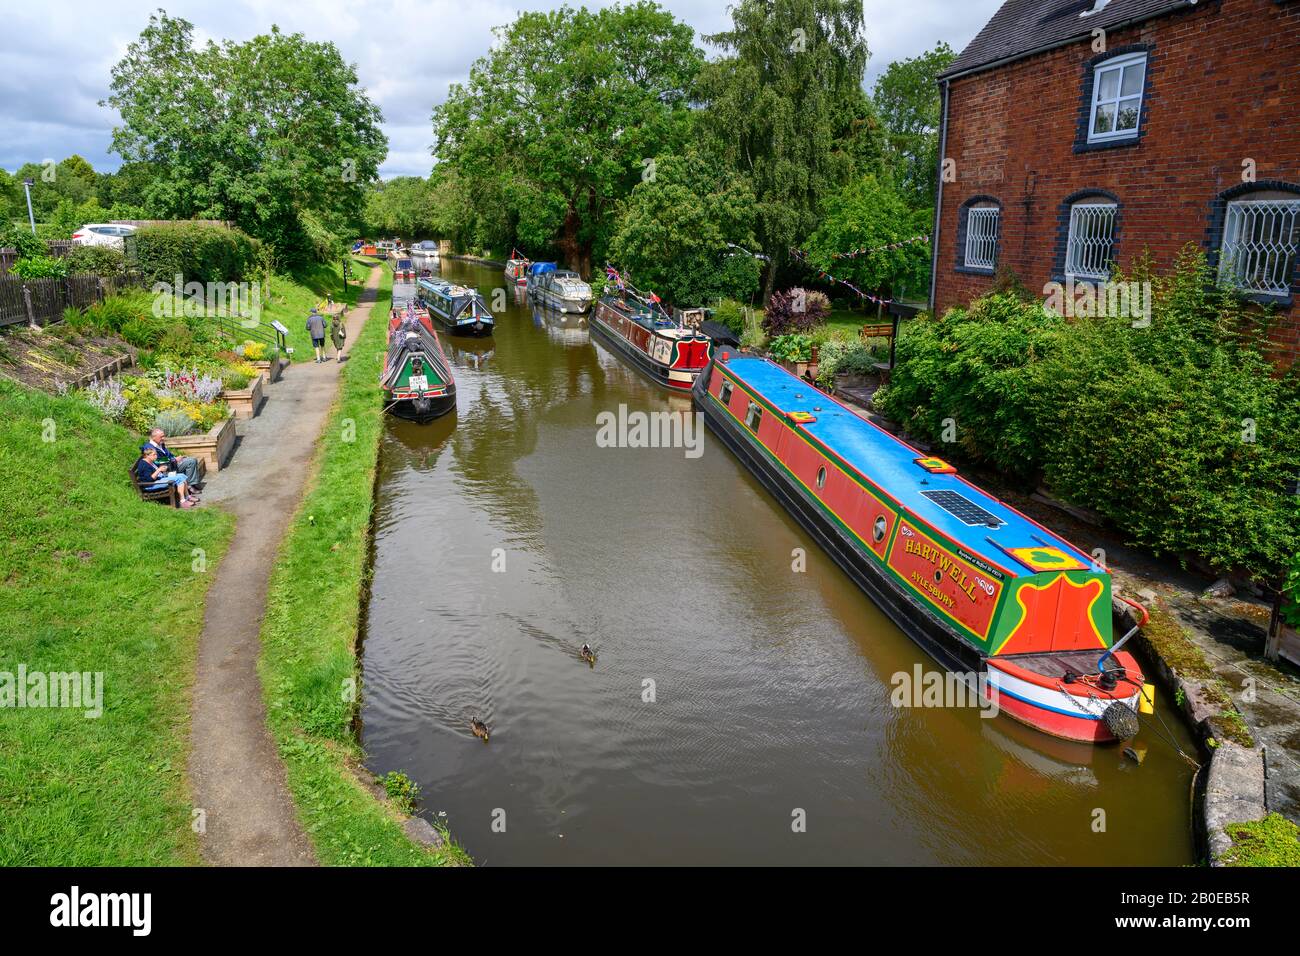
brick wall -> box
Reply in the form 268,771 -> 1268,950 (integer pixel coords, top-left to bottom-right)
933,0 -> 1300,365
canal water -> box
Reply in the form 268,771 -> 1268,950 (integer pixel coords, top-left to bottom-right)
360,258 -> 1197,866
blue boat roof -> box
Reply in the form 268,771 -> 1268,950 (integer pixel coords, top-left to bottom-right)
722,357 -> 1098,576
529,262 -> 557,275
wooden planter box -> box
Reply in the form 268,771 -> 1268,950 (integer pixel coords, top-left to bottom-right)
776,358 -> 818,381
250,357 -> 287,385
220,374 -> 265,420
167,416 -> 236,474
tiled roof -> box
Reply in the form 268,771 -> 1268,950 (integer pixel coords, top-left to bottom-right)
940,0 -> 1190,79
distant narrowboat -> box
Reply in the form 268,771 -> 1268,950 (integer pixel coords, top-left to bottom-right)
694,353 -> 1152,744
505,252 -> 531,287
392,257 -> 415,281
381,306 -> 456,422
415,277 -> 495,337
590,293 -> 711,391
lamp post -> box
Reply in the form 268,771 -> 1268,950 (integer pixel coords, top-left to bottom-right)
22,177 -> 36,234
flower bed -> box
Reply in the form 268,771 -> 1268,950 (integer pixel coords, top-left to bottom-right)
220,372 -> 265,420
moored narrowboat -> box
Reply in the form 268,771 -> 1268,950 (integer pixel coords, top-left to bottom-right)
392,256 -> 416,281
416,277 -> 495,337
381,305 -> 456,422
693,353 -> 1152,744
505,250 -> 531,286
589,283 -> 711,391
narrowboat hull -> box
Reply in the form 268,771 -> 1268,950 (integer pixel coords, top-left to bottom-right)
416,278 -> 495,337
590,298 -> 711,392
387,391 -> 457,423
693,354 -> 1146,744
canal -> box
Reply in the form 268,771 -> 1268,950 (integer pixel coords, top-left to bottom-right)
359,258 -> 1197,866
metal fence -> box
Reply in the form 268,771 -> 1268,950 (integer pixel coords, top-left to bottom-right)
0,273 -> 143,328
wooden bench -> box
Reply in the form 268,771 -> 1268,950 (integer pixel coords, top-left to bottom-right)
129,467 -> 181,507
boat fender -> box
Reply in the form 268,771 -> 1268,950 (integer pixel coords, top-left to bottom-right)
1102,701 -> 1140,741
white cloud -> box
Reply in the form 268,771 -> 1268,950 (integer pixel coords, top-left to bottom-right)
0,0 -> 1002,179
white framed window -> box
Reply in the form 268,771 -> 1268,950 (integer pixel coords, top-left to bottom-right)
1088,52 -> 1146,142
963,206 -> 999,270
1065,203 -> 1117,280
1218,196 -> 1300,297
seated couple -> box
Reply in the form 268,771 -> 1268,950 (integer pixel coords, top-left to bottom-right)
135,428 -> 203,509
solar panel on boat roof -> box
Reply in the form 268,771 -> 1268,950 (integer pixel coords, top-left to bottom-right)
919,489 -> 1004,527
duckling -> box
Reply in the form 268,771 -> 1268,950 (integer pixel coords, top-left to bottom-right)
580,643 -> 596,667
470,718 -> 490,743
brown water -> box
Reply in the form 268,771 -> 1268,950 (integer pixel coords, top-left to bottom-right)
359,258 -> 1197,866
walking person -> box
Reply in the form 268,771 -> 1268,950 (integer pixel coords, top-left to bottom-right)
306,306 -> 327,363
330,308 -> 347,361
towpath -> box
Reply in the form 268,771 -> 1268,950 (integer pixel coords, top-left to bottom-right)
188,263 -> 380,866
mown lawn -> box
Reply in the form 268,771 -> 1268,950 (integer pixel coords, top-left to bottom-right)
0,377 -> 233,864
258,264 -> 470,865
262,256 -> 379,363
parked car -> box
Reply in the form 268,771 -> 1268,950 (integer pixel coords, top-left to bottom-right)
70,223 -> 137,249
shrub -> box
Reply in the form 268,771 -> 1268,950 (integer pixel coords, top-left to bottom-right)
763,287 -> 830,335
11,256 -> 68,279
768,333 -> 813,363
132,223 -> 263,285
714,299 -> 748,337
65,245 -> 126,276
153,407 -> 198,438
815,335 -> 878,389
875,248 -> 1300,581
81,377 -> 128,421
0,227 -> 47,259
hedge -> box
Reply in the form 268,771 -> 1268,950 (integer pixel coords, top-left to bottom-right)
131,223 -> 265,285
875,248 -> 1300,581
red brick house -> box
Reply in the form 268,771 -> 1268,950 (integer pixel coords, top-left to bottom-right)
929,0 -> 1300,363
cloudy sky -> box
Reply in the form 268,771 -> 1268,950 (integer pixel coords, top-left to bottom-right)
1,0 -> 1002,179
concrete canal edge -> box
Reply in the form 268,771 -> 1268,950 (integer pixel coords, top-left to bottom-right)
254,262 -> 471,865
1118,599 -> 1268,865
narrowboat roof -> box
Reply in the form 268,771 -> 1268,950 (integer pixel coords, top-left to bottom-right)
720,356 -> 1099,577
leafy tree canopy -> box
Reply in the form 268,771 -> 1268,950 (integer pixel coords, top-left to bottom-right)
695,0 -> 872,302
104,11 -> 386,266
608,149 -> 761,307
432,1 -> 702,275
871,42 -> 954,207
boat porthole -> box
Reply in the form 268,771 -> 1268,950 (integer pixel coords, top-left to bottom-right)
873,516 -> 887,542
816,466 -> 827,489
934,569 -> 944,585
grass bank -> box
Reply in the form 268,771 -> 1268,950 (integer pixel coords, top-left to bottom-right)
263,256 -> 377,363
258,265 -> 470,865
0,377 -> 233,864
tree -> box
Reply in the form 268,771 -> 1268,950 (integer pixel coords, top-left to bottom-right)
872,42 -> 955,207
432,2 -> 702,275
608,150 -> 761,306
696,0 -> 872,304
803,175 -> 933,303
104,12 -> 386,265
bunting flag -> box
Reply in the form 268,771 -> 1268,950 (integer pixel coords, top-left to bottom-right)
788,247 -> 895,308
830,233 -> 931,260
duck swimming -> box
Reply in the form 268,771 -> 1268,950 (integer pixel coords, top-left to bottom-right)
470,718 -> 490,742
580,643 -> 596,667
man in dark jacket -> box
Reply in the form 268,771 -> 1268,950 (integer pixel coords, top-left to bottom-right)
307,307 -> 327,363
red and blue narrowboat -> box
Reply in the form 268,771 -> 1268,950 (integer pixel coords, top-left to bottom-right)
590,293 -> 712,392
694,353 -> 1152,744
